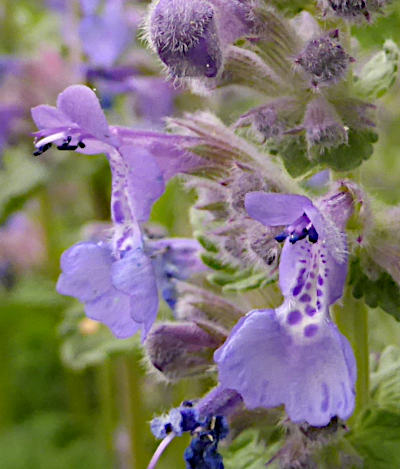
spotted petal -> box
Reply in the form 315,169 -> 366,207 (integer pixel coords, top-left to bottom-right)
215,309 -> 356,427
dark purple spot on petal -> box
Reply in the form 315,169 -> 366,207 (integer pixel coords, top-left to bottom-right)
305,282 -> 312,290
321,383 -> 329,412
318,275 -> 324,286
300,293 -> 311,303
299,259 -> 307,264
316,300 -> 321,310
317,289 -> 323,297
305,305 -> 317,316
304,324 -> 318,337
292,283 -> 304,296
287,310 -> 302,325
299,268 -> 306,276
310,272 -> 315,279
322,259 -> 327,264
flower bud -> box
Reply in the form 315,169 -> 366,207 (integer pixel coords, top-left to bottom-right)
145,322 -> 222,380
295,30 -> 352,86
149,0 -> 222,78
235,98 -> 302,142
303,97 -> 348,154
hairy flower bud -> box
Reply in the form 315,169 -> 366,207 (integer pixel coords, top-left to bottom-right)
145,322 -> 223,380
303,97 -> 348,154
295,30 -> 352,86
319,0 -> 390,21
149,0 -> 222,78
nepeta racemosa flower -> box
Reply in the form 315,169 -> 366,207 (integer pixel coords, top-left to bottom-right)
215,189 -> 356,426
147,0 -> 253,78
32,85 -> 206,338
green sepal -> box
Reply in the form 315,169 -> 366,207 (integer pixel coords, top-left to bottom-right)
349,258 -> 400,321
223,271 -> 274,292
194,231 -> 219,253
355,40 -> 400,100
200,252 -> 238,274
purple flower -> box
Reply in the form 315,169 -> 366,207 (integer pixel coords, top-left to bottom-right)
148,238 -> 207,308
79,0 -> 134,68
31,85 -> 203,222
57,241 -> 158,339
215,191 -> 356,426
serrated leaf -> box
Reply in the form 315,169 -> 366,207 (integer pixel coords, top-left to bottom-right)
349,258 -> 400,321
355,40 -> 400,99
370,345 -> 400,414
194,232 -> 219,253
317,129 -> 377,172
347,406 -> 400,469
273,135 -> 315,178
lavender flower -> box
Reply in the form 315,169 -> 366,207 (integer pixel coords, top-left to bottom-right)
79,0 -> 134,68
215,190 -> 356,426
31,85 -> 203,221
57,241 -> 158,339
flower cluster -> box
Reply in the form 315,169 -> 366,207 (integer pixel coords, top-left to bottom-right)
30,1 -> 400,467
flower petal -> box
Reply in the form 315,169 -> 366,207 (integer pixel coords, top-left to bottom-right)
56,85 -> 110,140
245,192 -> 313,227
57,242 -> 112,302
31,104 -> 73,130
215,309 -> 356,426
111,248 -> 159,334
120,144 -> 165,223
85,288 -> 140,339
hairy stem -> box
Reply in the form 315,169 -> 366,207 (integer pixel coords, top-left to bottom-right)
333,287 -> 370,424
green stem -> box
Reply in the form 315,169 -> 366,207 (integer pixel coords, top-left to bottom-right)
120,354 -> 146,469
333,287 -> 370,425
97,359 -> 115,457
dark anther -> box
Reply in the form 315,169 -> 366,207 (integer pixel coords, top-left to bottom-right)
33,142 -> 52,156
78,141 -> 86,148
308,225 -> 319,243
289,228 -> 308,244
275,232 -> 288,243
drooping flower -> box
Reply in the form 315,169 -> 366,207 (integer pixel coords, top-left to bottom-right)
57,240 -> 158,339
215,189 -> 356,426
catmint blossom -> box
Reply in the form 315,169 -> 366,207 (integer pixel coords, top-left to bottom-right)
215,190 -> 356,426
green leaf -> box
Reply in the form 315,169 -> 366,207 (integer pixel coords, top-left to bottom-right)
349,258 -> 400,321
272,136 -> 315,178
371,345 -> 400,414
316,129 -> 377,172
355,40 -> 400,99
347,406 -> 400,469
